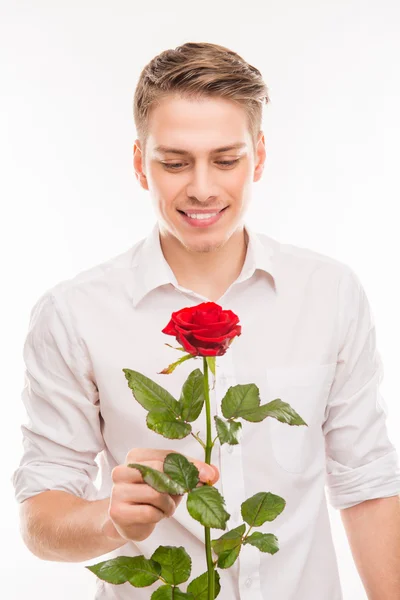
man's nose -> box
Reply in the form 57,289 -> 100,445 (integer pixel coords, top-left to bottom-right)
186,164 -> 219,202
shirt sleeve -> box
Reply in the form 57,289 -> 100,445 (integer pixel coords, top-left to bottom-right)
10,290 -> 106,503
323,268 -> 400,510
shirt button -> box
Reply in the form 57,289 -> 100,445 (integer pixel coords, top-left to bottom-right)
245,577 -> 252,588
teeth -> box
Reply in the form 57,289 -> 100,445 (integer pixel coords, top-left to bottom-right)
185,212 -> 219,220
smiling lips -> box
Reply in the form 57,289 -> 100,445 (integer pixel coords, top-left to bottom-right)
180,207 -> 226,215
178,207 -> 228,227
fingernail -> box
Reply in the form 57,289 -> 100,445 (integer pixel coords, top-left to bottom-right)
199,466 -> 214,480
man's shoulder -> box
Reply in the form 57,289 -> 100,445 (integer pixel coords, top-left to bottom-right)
32,237 -> 146,314
259,232 -> 352,280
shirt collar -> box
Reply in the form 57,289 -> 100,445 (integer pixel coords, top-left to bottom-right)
130,221 -> 276,308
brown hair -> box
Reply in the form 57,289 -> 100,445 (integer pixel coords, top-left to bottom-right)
133,42 -> 270,161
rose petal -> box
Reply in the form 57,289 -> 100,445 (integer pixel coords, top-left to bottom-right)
176,332 -> 199,355
191,327 -> 241,343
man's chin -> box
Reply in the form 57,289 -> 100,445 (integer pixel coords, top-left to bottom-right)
180,234 -> 228,254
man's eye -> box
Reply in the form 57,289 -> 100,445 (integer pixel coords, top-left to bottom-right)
162,163 -> 185,170
162,159 -> 239,170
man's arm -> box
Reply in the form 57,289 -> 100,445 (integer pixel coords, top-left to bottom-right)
340,494 -> 400,599
20,490 -> 127,563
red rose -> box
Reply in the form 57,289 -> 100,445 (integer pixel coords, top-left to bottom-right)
161,302 -> 241,357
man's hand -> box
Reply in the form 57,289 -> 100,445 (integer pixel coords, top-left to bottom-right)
104,448 -> 220,543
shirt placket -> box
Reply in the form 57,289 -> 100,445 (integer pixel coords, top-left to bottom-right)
215,352 -> 262,600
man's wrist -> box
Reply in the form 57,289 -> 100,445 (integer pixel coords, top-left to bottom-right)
101,516 -> 126,543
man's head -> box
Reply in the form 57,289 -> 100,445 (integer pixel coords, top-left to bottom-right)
132,42 -> 269,255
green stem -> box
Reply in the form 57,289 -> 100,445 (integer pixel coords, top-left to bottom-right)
191,431 -> 206,449
203,357 -> 215,600
203,359 -> 212,465
211,435 -> 218,446
242,523 -> 253,540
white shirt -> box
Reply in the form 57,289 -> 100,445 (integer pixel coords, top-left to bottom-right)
11,222 -> 400,600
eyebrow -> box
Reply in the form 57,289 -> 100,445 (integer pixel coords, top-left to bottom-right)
153,142 -> 247,155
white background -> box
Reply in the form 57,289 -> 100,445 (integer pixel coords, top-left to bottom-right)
1,1 -> 399,598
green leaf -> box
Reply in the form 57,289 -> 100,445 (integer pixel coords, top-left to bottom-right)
187,486 -> 230,529
214,416 -> 242,445
127,463 -> 186,495
221,384 -> 308,425
243,531 -> 279,555
150,546 -> 192,585
245,397 -> 308,425
187,569 -> 221,599
241,492 -> 286,526
151,584 -> 194,599
215,544 -> 241,569
211,523 -> 246,553
123,368 -> 181,417
220,383 -> 259,419
147,411 -> 192,439
164,343 -> 187,353
206,356 -> 216,377
163,453 -> 200,492
159,353 -> 196,375
85,555 -> 161,586
210,524 -> 246,569
178,369 -> 205,422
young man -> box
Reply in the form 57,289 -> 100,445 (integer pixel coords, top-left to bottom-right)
12,42 -> 400,599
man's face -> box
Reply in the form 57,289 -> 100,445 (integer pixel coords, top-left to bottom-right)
133,94 -> 265,254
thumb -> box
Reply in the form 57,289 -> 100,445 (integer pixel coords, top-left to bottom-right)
198,463 -> 219,484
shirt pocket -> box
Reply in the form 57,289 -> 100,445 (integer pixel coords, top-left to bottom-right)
265,363 -> 337,474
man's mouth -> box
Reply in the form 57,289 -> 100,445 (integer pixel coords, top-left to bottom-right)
178,206 -> 228,216
177,206 -> 229,226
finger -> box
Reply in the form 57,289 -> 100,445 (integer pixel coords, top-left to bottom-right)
125,448 -> 178,463
211,464 -> 220,480
125,448 -> 218,483
114,459 -> 216,485
169,493 -> 184,507
112,460 -> 165,484
115,500 -> 166,527
196,463 -> 219,483
115,482 -> 177,518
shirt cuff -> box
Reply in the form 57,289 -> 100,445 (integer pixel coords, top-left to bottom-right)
325,449 -> 400,509
11,462 -> 100,503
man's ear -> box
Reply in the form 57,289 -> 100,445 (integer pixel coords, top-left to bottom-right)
253,132 -> 266,183
133,139 -> 149,191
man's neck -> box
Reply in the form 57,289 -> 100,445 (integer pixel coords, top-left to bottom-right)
159,226 -> 249,302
